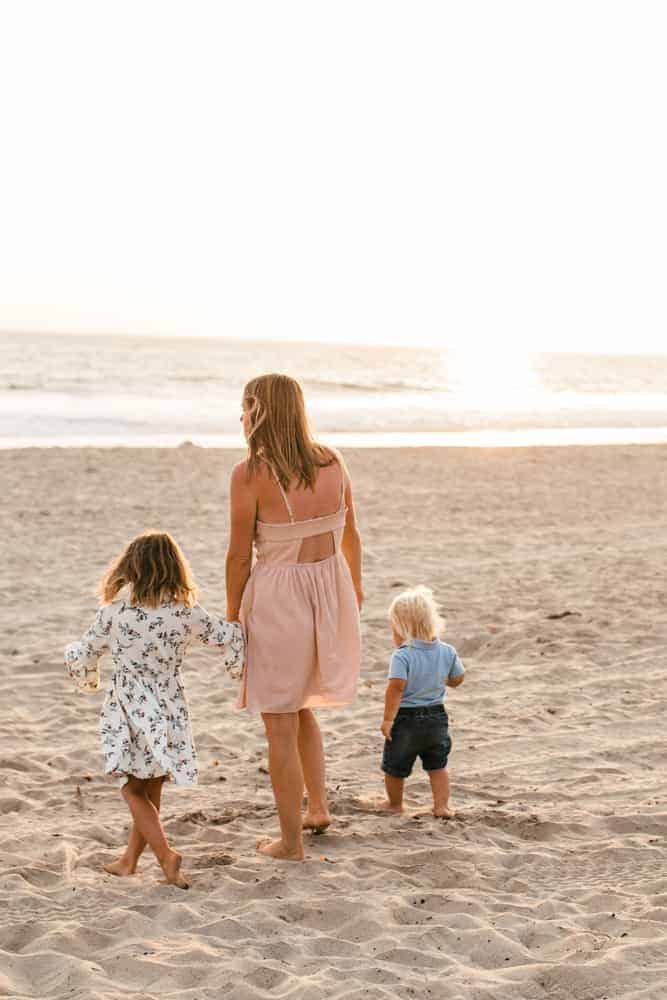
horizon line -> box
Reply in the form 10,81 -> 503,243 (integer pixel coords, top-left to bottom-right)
2,327 -> 667,358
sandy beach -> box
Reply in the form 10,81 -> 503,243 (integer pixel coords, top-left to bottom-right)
1,444 -> 666,1000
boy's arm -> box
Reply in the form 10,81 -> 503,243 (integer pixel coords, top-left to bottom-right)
381,679 -> 407,739
446,649 -> 465,688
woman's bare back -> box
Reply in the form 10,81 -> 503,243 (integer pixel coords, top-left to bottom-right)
254,455 -> 346,563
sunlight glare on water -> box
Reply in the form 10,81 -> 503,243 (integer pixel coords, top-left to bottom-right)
446,346 -> 541,411
2,333 -> 667,446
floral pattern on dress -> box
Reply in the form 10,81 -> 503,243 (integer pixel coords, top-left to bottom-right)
65,600 -> 244,785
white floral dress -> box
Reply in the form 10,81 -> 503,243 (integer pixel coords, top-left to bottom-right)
65,600 -> 244,785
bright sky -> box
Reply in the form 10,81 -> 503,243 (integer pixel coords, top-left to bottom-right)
0,1 -> 665,353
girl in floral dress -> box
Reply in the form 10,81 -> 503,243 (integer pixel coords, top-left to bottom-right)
65,532 -> 244,888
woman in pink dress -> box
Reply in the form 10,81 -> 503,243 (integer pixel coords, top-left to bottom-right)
225,373 -> 363,859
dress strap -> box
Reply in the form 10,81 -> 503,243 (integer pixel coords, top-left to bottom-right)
277,480 -> 295,524
267,464 -> 295,523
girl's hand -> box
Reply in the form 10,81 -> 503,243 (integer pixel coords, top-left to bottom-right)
380,720 -> 393,740
355,587 -> 364,611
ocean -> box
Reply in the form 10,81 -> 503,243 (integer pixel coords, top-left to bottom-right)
2,331 -> 667,448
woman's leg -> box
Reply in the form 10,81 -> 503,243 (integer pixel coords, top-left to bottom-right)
297,708 -> 331,832
104,776 -> 166,877
120,776 -> 188,887
259,712 -> 305,859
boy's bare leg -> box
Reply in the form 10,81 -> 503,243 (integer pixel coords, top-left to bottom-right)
379,774 -> 405,813
428,768 -> 453,818
104,776 -> 165,877
119,777 -> 188,887
298,709 -> 331,833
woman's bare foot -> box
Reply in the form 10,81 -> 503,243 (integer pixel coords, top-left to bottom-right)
302,811 -> 331,834
433,805 -> 454,819
103,856 -> 138,877
159,850 -> 189,888
257,838 -> 305,861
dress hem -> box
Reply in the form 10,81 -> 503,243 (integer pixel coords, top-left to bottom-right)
104,763 -> 198,786
237,695 -> 356,715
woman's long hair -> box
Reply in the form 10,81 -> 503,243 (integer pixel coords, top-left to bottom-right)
243,374 -> 333,490
98,532 -> 198,608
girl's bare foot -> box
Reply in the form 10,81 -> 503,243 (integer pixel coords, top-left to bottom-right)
160,850 -> 189,888
103,856 -> 138,877
257,838 -> 305,861
302,811 -> 331,834
433,805 -> 454,819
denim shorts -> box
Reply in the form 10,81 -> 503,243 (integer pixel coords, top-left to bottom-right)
381,704 -> 451,778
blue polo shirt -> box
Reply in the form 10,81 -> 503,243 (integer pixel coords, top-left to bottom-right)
388,639 -> 465,708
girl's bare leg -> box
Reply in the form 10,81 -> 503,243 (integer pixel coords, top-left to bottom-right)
297,709 -> 331,833
118,776 -> 188,887
428,768 -> 453,818
259,712 -> 305,860
104,776 -> 165,876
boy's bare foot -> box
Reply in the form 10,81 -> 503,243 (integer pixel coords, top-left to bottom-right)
377,800 -> 404,814
302,811 -> 331,834
433,806 -> 454,819
257,838 -> 305,861
160,850 -> 189,889
358,797 -> 404,814
103,857 -> 138,877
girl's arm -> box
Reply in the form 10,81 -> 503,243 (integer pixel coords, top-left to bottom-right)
339,462 -> 363,610
191,605 -> 245,679
65,607 -> 112,692
225,461 -> 256,621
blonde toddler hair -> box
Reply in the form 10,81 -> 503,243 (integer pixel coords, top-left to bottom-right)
389,585 -> 445,642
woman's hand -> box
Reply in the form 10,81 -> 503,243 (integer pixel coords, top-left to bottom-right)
355,586 -> 364,611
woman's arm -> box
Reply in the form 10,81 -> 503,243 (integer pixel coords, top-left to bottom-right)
225,461 -> 256,621
340,464 -> 363,610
